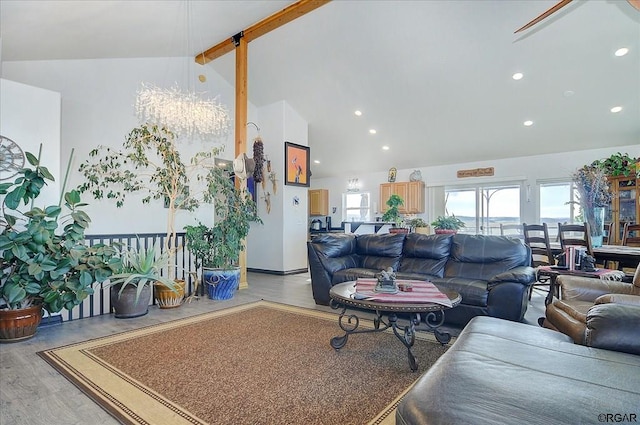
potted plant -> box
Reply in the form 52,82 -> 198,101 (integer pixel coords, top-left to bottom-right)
406,217 -> 429,234
592,153 -> 639,178
0,148 -> 121,341
78,124 -> 225,307
431,215 -> 465,234
381,194 -> 408,234
107,242 -> 177,318
184,166 -> 261,300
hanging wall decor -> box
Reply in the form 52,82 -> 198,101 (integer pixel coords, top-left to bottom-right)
253,136 -> 264,182
284,142 -> 310,187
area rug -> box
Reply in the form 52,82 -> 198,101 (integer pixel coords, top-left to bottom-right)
38,300 -> 448,425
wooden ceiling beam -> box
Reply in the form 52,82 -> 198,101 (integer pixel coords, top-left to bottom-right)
195,0 -> 331,64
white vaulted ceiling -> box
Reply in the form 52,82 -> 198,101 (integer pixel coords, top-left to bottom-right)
1,0 -> 639,178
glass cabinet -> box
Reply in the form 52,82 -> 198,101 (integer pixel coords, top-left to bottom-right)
607,176 -> 639,244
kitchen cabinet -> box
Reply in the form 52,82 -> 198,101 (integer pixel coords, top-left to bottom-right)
309,189 -> 329,216
380,181 -> 424,214
605,176 -> 639,244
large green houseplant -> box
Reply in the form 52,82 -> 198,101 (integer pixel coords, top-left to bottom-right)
78,123 -> 226,306
431,215 -> 465,234
184,166 -> 261,300
381,194 -> 407,233
0,149 -> 121,341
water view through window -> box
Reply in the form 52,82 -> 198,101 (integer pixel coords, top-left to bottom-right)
445,185 -> 520,235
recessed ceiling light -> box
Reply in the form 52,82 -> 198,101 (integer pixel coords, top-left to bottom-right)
313,160 -> 320,164
614,47 -> 629,57
610,106 -> 623,113
354,110 -> 362,116
512,72 -> 524,80
382,146 -> 390,151
564,90 -> 575,97
523,120 -> 534,127
369,129 -> 377,134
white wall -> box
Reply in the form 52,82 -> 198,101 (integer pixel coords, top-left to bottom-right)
246,101 -> 285,271
312,144 -> 640,228
0,79 -> 60,208
282,102 -> 309,272
2,58 -> 243,235
246,100 -> 309,273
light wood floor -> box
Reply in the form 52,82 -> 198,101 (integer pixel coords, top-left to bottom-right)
0,272 -> 547,425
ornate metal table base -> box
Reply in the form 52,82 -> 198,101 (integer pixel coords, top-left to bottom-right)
329,300 -> 452,372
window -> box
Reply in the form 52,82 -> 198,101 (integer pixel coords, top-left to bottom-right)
539,180 -> 580,239
343,192 -> 371,222
445,184 -> 521,235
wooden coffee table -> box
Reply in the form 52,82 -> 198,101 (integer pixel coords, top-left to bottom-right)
328,281 -> 461,371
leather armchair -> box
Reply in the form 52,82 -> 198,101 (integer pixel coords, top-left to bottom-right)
542,264 -> 640,355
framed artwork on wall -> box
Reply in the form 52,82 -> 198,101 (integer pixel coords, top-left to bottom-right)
284,141 -> 310,187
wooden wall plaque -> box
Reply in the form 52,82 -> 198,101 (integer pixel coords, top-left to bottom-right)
457,167 -> 495,178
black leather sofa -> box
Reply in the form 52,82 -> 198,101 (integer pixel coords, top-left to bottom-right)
307,232 -> 535,326
396,316 -> 640,425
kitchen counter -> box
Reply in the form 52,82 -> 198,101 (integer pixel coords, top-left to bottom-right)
343,221 -> 395,234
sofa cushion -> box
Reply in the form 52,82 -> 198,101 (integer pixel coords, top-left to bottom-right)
395,272 -> 439,282
445,234 -> 530,281
356,233 -> 405,271
432,277 -> 489,307
310,233 -> 357,257
318,254 -> 360,275
399,233 -> 452,277
332,268 -> 378,284
309,233 -> 361,275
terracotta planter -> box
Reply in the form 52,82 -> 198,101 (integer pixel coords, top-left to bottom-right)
435,229 -> 457,235
110,284 -> 152,319
154,280 -> 185,309
389,228 -> 409,234
0,305 -> 43,343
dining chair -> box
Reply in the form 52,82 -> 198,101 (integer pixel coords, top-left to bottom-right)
523,223 -> 554,299
603,222 -> 614,245
500,223 -> 524,240
600,222 -> 616,268
557,222 -> 594,257
622,223 -> 640,247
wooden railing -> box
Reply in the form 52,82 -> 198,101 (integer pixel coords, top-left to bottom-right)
58,232 -> 198,322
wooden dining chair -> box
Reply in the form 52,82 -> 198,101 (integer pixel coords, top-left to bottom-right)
603,222 -> 614,245
500,223 -> 524,240
523,223 -> 554,299
600,222 -> 616,268
622,223 -> 640,247
557,222 -> 594,257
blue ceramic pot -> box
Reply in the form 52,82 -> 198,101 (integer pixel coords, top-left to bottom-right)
203,267 -> 240,300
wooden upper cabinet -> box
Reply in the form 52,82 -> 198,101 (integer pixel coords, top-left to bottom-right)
309,189 -> 328,216
405,181 -> 425,213
380,181 -> 424,214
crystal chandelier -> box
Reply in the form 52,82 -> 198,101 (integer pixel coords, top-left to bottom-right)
135,82 -> 230,140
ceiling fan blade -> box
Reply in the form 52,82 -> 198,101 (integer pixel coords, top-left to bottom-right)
515,0 -> 573,33
628,0 -> 640,11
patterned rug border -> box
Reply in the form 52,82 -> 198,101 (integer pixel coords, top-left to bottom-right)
38,300 -> 444,425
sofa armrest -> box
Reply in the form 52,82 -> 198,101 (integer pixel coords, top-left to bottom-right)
559,275 -> 634,302
585,303 -> 640,355
488,266 -> 535,287
595,293 -> 640,307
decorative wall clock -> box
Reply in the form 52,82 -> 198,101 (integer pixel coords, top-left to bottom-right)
0,136 -> 25,181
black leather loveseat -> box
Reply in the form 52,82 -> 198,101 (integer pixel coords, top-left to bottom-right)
307,232 -> 535,326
